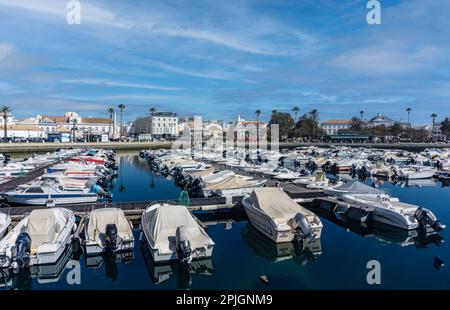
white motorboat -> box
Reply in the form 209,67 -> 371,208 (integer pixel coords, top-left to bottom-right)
141,203 -> 215,263
84,208 -> 134,255
242,187 -> 323,243
3,179 -> 110,206
341,194 -> 445,231
273,170 -> 302,181
0,210 -> 11,240
306,172 -> 332,189
395,167 -> 435,180
0,208 -> 76,269
202,175 -> 266,197
324,180 -> 380,197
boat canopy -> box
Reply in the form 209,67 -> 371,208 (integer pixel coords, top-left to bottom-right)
190,167 -> 215,178
250,187 -> 313,220
205,175 -> 255,190
144,204 -> 213,254
333,180 -> 380,195
87,208 -> 132,243
27,209 -> 57,249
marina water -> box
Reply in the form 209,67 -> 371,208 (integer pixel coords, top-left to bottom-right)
2,151 -> 450,290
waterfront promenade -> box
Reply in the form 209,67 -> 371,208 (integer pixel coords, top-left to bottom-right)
0,141 -> 448,153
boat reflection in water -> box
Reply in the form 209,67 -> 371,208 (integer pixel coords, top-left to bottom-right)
140,241 -> 213,290
242,223 -> 322,266
313,203 -> 443,248
0,244 -> 77,289
84,250 -> 135,282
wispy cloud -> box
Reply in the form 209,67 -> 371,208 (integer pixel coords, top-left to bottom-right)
146,60 -> 236,80
60,78 -> 183,91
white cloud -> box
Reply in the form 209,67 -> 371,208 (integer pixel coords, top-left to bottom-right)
146,60 -> 235,80
0,43 -> 14,61
60,78 -> 183,91
0,81 -> 25,95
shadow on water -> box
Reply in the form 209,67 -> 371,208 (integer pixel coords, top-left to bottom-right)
84,250 -> 135,282
140,240 -> 213,290
241,223 -> 322,266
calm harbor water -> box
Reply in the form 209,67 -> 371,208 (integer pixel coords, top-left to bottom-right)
2,150 -> 450,290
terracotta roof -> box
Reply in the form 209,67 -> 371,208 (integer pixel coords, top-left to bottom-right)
0,124 -> 43,131
240,121 -> 265,125
41,116 -> 70,124
322,119 -> 352,125
81,117 -> 110,124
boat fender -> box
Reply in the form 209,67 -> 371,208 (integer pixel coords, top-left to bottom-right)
176,225 -> 192,262
12,232 -> 31,271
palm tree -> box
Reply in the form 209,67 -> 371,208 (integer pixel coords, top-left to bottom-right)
71,118 -> 78,143
309,109 -> 319,140
255,110 -> 261,148
431,113 -> 437,141
360,110 -> 364,122
118,104 -> 126,139
149,107 -> 156,115
292,106 -> 300,139
108,107 -> 115,140
1,106 -> 12,142
406,107 -> 412,124
272,109 -> 277,115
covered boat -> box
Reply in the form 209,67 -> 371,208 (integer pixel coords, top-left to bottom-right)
141,204 -> 214,263
84,208 -> 134,255
202,175 -> 266,197
0,209 -> 11,240
0,208 -> 76,269
242,187 -> 323,243
324,180 -> 380,197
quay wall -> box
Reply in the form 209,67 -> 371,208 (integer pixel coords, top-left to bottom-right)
0,142 -> 172,153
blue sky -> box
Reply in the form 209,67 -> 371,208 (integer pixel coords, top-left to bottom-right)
0,0 -> 449,125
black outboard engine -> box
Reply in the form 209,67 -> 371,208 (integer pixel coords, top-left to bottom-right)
176,225 -> 192,262
414,208 -> 446,232
12,233 -> 31,271
105,224 -> 118,250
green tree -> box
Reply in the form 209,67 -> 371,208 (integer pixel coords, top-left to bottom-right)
360,110 -> 364,121
406,107 -> 412,124
1,106 -> 12,142
255,110 -> 261,147
108,107 -> 115,139
349,116 -> 363,132
118,104 -> 126,139
441,117 -> 450,137
292,106 -> 299,139
269,111 -> 294,139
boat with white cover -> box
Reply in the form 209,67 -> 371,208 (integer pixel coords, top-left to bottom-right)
324,180 -> 380,197
84,208 -> 134,255
242,187 -> 323,243
0,209 -> 11,240
141,203 -> 215,263
202,175 -> 266,197
0,208 -> 76,269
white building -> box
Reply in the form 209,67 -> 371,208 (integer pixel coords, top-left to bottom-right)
0,124 -> 45,139
132,112 -> 178,140
20,112 -> 119,141
321,119 -> 352,135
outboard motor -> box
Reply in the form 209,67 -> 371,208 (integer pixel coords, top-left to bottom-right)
91,184 -> 113,200
414,208 -> 446,232
176,225 -> 192,262
11,232 -> 31,271
105,224 -> 118,250
293,213 -> 316,242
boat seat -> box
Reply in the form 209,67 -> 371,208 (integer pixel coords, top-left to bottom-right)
87,208 -> 132,244
27,209 -> 57,249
